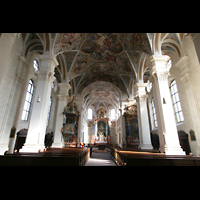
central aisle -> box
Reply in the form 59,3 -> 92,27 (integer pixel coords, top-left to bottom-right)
85,148 -> 117,166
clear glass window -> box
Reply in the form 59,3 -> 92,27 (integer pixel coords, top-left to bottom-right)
88,108 -> 93,120
110,109 -> 115,120
170,80 -> 184,123
46,97 -> 52,127
21,80 -> 34,121
33,59 -> 39,71
151,98 -> 158,128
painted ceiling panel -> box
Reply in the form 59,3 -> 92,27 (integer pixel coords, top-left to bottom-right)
53,33 -> 152,113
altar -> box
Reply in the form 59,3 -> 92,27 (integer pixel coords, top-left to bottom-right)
90,107 -> 111,145
94,141 -> 108,150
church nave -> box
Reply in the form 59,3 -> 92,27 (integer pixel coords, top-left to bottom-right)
1,33 -> 200,166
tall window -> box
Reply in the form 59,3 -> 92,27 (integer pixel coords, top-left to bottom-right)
21,80 -> 34,121
167,59 -> 172,71
33,59 -> 39,71
170,80 -> 184,123
151,98 -> 158,128
110,109 -> 115,120
88,108 -> 93,120
46,97 -> 52,127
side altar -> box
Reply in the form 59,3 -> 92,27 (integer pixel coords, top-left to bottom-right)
61,96 -> 79,147
124,104 -> 139,148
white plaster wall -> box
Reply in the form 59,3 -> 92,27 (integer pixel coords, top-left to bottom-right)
0,35 -> 23,153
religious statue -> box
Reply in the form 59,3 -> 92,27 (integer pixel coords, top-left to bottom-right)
124,104 -> 137,116
64,96 -> 75,113
97,108 -> 105,119
124,105 -> 129,114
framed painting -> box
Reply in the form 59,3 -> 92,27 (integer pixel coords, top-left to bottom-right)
189,129 -> 196,141
9,127 -> 16,138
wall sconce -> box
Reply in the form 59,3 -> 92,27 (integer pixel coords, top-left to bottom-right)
37,96 -> 41,103
163,97 -> 166,104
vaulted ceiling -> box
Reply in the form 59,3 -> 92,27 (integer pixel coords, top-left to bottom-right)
21,33 -> 157,113
21,33 -> 186,114
52,33 -> 152,112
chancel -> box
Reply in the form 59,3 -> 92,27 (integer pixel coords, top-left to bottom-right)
2,33 -> 200,166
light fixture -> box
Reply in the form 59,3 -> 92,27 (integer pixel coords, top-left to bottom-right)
37,96 -> 41,103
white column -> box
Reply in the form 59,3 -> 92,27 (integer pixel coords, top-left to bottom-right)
52,83 -> 71,147
175,56 -> 200,156
150,55 -> 185,155
134,83 -> 153,149
22,55 -> 58,152
7,56 -> 29,153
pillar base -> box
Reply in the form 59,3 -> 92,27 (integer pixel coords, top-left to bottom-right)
140,143 -> 153,150
0,144 -> 8,155
52,142 -> 63,148
164,145 -> 185,155
21,144 -> 45,153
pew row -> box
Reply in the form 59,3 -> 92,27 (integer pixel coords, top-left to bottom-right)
110,147 -> 200,166
0,147 -> 90,166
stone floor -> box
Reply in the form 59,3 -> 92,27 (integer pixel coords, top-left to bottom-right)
85,147 -> 117,166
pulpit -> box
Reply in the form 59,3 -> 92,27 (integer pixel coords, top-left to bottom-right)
61,96 -> 79,147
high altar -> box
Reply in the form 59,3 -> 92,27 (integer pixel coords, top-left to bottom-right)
92,108 -> 111,145
61,96 -> 79,147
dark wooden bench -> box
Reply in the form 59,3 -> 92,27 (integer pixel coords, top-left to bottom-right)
0,147 -> 90,166
110,147 -> 200,166
121,153 -> 200,166
110,147 -> 160,163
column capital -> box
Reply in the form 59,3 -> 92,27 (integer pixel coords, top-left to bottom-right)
134,94 -> 148,102
149,55 -> 170,82
58,83 -> 71,94
149,55 -> 170,68
133,82 -> 147,99
38,54 -> 59,73
37,70 -> 55,84
38,54 -> 59,66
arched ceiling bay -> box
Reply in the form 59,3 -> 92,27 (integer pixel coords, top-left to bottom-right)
53,33 -> 152,111
82,81 -> 121,114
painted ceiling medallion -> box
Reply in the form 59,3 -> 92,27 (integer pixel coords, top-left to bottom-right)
80,33 -> 124,61
94,89 -> 111,98
89,63 -> 116,75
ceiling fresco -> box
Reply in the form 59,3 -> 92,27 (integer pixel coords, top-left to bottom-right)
54,33 -> 84,54
80,33 -> 124,62
53,33 -> 152,112
93,88 -> 111,98
82,81 -> 120,112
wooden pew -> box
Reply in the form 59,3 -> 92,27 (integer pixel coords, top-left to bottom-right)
110,147 -> 160,165
0,147 -> 90,166
110,147 -> 200,166
118,151 -> 200,166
